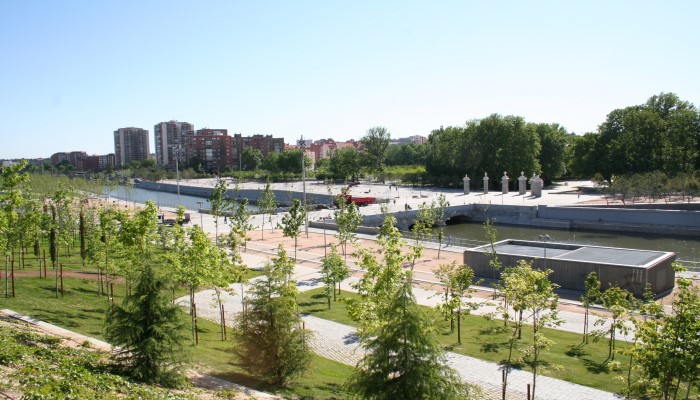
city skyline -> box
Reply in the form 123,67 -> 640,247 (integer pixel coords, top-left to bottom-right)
2,1 -> 699,159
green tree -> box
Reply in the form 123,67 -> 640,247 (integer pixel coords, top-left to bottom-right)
0,160 -> 29,298
280,199 -> 306,261
347,216 -> 418,338
433,194 -> 449,258
257,179 -> 278,240
334,191 -> 362,263
320,244 -> 350,308
483,218 -> 501,299
228,198 -> 253,255
345,273 -> 471,400
581,272 -> 602,344
169,224 -> 228,344
425,125 -> 471,186
593,285 -> 635,361
234,246 -> 311,385
410,200 -> 438,268
116,200 -> 159,288
329,147 -> 363,181
104,264 -> 189,387
583,93 -> 700,180
531,122 -> 569,182
520,264 -> 559,400
632,269 -> 700,399
241,147 -> 263,171
361,126 -> 391,176
209,178 -> 232,245
434,261 -> 478,345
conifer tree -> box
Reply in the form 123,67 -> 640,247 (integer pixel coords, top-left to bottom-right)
105,264 -> 189,388
346,273 -> 472,400
234,246 -> 310,385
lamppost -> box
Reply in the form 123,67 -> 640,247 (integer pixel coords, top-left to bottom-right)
173,145 -> 182,205
539,234 -> 551,267
197,201 -> 203,226
298,136 -> 308,236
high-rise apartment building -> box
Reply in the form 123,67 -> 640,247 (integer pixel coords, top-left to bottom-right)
114,127 -> 150,167
183,128 -> 234,173
154,120 -> 193,168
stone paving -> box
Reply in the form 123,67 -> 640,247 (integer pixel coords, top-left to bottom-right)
178,251 -> 622,400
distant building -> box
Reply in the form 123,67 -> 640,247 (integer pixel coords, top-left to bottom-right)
50,151 -> 87,170
232,134 -> 284,170
114,127 -> 150,167
154,120 -> 193,169
183,128 -> 234,173
50,151 -> 114,171
309,138 -> 361,161
98,154 -> 116,170
393,135 -> 427,145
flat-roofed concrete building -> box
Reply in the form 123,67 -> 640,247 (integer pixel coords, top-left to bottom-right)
114,127 -> 150,167
464,239 -> 676,297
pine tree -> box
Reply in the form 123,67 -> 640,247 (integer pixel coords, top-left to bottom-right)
234,246 -> 310,385
346,273 -> 472,400
104,264 -> 189,387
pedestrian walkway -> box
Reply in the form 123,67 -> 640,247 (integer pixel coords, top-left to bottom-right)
179,253 -> 623,400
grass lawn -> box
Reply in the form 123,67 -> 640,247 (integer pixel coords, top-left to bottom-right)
297,287 -> 632,394
0,273 -> 353,399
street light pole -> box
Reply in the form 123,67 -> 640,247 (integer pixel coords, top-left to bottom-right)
539,234 -> 551,267
174,145 -> 182,205
197,201 -> 203,226
298,136 -> 308,237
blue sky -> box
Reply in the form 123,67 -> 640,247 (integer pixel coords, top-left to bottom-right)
1,1 -> 698,159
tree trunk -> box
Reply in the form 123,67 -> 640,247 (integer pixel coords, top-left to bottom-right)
60,262 -> 64,296
11,257 -> 15,298
457,308 -> 462,345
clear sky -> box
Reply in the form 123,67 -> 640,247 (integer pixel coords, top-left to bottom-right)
1,1 -> 698,159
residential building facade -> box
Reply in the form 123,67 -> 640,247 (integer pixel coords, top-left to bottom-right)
154,120 -> 193,169
232,134 -> 284,170
183,128 -> 234,173
114,127 -> 150,167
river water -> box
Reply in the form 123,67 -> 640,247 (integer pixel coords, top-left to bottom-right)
107,186 -> 258,212
437,222 -> 700,266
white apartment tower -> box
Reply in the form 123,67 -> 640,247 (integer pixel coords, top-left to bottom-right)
154,120 -> 194,168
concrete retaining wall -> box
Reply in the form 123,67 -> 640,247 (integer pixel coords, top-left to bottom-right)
361,203 -> 700,237
538,205 -> 700,228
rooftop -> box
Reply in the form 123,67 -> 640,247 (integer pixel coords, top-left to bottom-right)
481,240 -> 673,269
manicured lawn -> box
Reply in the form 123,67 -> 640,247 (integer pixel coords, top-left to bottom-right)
297,287 -> 631,394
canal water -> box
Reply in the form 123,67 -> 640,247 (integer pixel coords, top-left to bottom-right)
437,222 -> 700,266
108,186 -> 258,212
